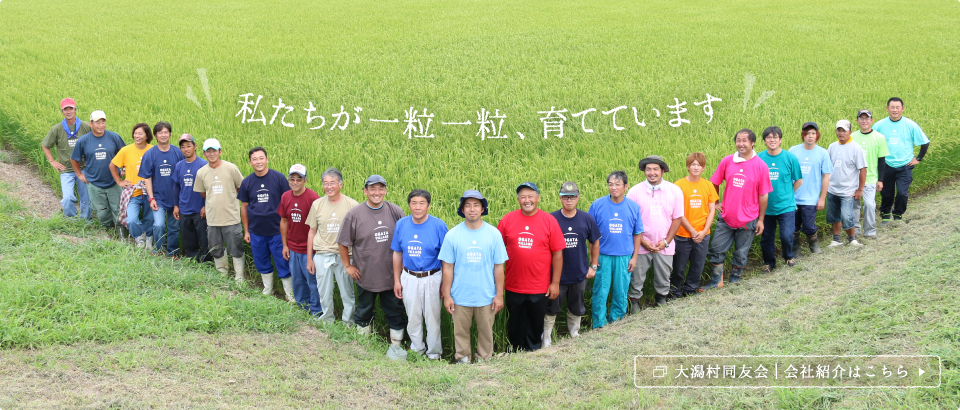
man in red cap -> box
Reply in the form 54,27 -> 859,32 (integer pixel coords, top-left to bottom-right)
41,98 -> 92,219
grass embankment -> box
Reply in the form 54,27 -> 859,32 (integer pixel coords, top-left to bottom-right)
0,178 -> 957,408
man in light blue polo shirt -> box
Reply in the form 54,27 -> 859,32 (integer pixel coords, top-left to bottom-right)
439,190 -> 507,364
873,97 -> 930,222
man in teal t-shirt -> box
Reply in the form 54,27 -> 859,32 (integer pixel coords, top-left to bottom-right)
757,126 -> 802,271
851,109 -> 890,238
873,98 -> 929,222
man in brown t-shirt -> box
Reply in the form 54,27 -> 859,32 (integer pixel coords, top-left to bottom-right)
337,175 -> 406,347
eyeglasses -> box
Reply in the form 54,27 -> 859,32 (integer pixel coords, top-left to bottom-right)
322,182 -> 340,187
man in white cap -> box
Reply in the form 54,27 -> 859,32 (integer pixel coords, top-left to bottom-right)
627,155 -> 684,307
278,164 -> 322,315
440,190 -> 507,363
305,167 -> 359,325
826,120 -> 868,247
193,138 -> 246,280
238,147 -> 292,299
337,175 -> 407,357
70,110 -> 126,230
42,98 -> 92,219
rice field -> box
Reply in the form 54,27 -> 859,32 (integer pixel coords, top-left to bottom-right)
1,0 -> 959,364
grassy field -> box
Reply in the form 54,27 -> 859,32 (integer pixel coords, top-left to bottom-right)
0,166 -> 957,408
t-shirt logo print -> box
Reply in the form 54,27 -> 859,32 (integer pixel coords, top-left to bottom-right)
609,212 -> 623,234
519,226 -> 534,249
374,220 -> 390,243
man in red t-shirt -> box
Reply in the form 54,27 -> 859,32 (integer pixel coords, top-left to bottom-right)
277,164 -> 322,316
497,182 -> 565,351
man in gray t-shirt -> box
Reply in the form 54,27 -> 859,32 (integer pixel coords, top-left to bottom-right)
826,120 -> 867,247
337,175 -> 407,346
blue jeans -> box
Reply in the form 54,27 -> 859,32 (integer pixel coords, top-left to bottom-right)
126,195 -> 155,239
60,172 -> 91,219
794,205 -> 818,236
250,233 -> 291,278
707,217 -> 757,269
826,193 -> 857,230
761,211 -> 795,268
289,251 -> 322,315
151,206 -> 180,256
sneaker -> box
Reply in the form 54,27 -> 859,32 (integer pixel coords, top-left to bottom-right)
828,240 -> 844,247
786,259 -> 798,267
457,356 -> 471,365
761,265 -> 773,274
848,240 -> 863,247
863,235 -> 877,240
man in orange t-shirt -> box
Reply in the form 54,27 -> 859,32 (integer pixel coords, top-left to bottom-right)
673,153 -> 719,295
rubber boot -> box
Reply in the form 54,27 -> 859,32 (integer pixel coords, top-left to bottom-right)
655,294 -> 667,306
145,235 -> 154,251
261,273 -> 274,295
792,234 -> 802,257
568,315 -> 582,338
357,324 -> 371,336
280,277 -> 294,302
730,266 -> 744,283
232,257 -> 245,282
389,328 -> 405,346
542,315 -> 556,347
135,233 -> 146,249
808,235 -> 822,254
700,263 -> 724,290
628,298 -> 642,315
214,257 -> 229,276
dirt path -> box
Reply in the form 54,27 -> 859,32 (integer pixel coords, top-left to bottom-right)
0,149 -> 61,218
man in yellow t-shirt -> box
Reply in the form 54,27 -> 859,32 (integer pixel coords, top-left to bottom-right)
673,152 -> 719,295
110,123 -> 154,248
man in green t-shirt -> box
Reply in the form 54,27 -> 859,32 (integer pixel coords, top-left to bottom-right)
757,126 -> 803,272
41,98 -> 93,219
851,109 -> 890,239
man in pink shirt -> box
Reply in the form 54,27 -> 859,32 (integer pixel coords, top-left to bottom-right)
703,129 -> 772,288
626,156 -> 684,308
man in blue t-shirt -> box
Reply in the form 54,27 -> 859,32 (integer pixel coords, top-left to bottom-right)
139,121 -> 185,257
545,181 -> 599,347
789,122 -> 833,255
757,126 -> 803,271
588,171 -> 643,328
172,135 -> 209,263
70,110 -> 126,230
391,189 -> 449,360
873,97 -> 930,222
439,190 -> 508,364
238,147 -> 292,299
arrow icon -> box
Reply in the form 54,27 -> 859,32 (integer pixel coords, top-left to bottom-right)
919,368 -> 925,376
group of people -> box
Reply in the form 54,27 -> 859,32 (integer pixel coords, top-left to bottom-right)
42,97 -> 929,363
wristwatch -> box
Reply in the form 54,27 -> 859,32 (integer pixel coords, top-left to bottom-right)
590,264 -> 600,270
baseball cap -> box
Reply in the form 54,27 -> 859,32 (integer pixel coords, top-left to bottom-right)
836,120 -> 852,131
559,181 -> 580,196
365,174 -> 387,187
857,109 -> 873,118
516,181 -> 539,194
202,138 -> 221,151
178,134 -> 196,146
457,189 -> 489,218
90,110 -> 106,121
801,121 -> 818,131
60,98 -> 76,110
289,164 -> 307,178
